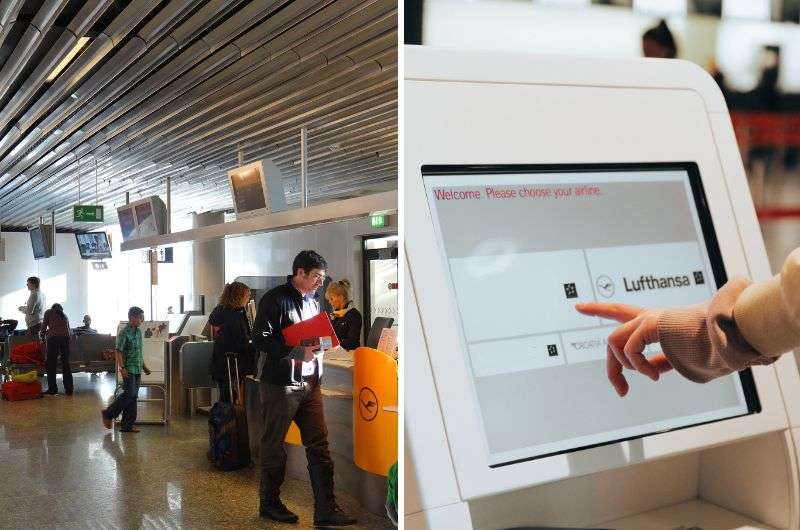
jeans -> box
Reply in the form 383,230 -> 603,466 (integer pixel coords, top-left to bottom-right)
259,377 -> 333,503
45,336 -> 72,394
104,373 -> 141,431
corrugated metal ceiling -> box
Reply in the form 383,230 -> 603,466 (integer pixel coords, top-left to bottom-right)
0,0 -> 397,231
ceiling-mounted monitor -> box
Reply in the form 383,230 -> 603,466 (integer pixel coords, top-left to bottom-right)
118,205 -> 136,240
29,225 -> 54,259
75,232 -> 112,260
117,196 -> 168,242
228,158 -> 287,219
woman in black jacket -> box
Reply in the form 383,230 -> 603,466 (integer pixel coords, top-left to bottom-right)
325,279 -> 362,351
209,281 -> 254,403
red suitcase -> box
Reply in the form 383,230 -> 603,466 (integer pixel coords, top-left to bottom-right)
10,342 -> 44,367
1,380 -> 43,401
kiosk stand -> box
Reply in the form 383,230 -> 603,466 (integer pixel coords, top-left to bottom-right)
405,46 -> 800,530
112,321 -> 169,425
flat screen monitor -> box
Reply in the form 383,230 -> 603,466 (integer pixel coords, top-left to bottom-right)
167,313 -> 188,335
29,225 -> 53,259
118,206 -> 136,239
182,314 -> 208,338
117,196 -> 167,241
423,162 -> 760,467
75,232 -> 112,260
230,163 -> 266,213
228,159 -> 287,218
134,201 -> 157,236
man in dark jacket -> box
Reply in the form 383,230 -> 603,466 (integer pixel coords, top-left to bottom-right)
252,250 -> 356,527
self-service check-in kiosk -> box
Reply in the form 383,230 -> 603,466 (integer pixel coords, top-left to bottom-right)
405,46 -> 800,530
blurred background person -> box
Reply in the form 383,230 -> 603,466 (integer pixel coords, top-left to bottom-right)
18,276 -> 44,336
326,279 -> 362,351
642,19 -> 678,59
40,303 -> 73,396
73,314 -> 97,335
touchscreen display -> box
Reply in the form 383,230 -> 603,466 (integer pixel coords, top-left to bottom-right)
423,163 -> 759,467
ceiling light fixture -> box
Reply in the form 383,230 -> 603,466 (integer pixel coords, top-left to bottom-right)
47,36 -> 91,83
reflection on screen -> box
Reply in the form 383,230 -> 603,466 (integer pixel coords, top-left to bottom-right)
118,207 -> 136,239
231,164 -> 267,213
424,165 -> 755,466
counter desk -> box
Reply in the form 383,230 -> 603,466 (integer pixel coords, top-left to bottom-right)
245,347 -> 397,515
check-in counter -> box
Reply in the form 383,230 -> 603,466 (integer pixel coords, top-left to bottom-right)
245,347 -> 397,515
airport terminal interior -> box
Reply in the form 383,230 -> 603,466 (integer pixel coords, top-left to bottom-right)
404,1 -> 800,530
0,0 -> 397,529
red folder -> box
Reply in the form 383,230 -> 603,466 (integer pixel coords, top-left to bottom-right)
281,313 -> 340,349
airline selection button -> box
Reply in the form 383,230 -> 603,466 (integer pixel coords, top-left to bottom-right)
469,333 -> 565,378
562,327 -> 617,364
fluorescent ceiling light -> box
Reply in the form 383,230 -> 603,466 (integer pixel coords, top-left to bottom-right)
47,36 -> 91,83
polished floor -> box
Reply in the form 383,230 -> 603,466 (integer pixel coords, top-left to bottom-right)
0,373 -> 393,530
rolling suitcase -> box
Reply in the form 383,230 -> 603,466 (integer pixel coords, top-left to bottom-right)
207,352 -> 251,470
2,380 -> 43,401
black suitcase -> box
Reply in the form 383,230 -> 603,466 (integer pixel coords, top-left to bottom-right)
208,352 -> 251,470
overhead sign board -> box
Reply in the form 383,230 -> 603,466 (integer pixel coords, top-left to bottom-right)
73,205 -> 104,222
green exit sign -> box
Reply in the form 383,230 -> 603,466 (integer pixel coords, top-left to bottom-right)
73,205 -> 104,222
370,214 -> 386,228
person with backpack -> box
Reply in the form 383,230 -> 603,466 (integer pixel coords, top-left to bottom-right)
209,281 -> 255,403
252,250 -> 357,527
101,307 -> 151,432
40,303 -> 73,395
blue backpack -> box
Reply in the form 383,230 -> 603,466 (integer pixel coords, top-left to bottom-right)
207,354 -> 251,471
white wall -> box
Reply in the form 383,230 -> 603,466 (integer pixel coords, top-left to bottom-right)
0,232 -> 87,328
225,217 -> 396,316
0,226 -> 194,335
0,215 -> 384,335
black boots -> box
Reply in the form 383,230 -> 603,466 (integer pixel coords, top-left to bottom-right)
259,469 -> 298,523
259,497 -> 299,524
309,464 -> 357,527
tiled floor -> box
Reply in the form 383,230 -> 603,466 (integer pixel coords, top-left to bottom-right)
0,373 -> 394,529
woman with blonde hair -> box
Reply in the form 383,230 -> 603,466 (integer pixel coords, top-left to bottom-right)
325,279 -> 362,351
209,281 -> 254,402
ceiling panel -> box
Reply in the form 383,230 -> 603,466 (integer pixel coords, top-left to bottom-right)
0,0 -> 397,231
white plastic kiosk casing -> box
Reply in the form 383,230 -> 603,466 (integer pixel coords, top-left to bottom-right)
405,46 -> 800,530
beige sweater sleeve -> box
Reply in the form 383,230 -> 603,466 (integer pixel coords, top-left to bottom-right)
658,277 -> 778,383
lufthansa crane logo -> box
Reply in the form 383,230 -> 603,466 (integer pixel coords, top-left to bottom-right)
596,275 -> 615,298
358,387 -> 379,422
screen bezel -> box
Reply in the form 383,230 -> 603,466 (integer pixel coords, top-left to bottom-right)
74,232 -> 112,260
421,161 -> 762,468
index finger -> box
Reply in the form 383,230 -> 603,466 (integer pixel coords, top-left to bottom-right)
607,345 -> 629,397
575,302 -> 644,323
